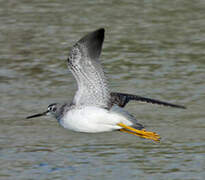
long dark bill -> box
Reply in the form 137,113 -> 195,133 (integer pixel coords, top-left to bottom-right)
26,111 -> 48,119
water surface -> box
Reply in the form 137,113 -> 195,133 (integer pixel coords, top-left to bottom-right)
0,0 -> 205,179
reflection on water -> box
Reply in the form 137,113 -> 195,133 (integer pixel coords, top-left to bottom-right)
0,0 -> 205,179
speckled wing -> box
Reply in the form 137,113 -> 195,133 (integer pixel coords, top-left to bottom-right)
110,92 -> 186,109
67,28 -> 110,108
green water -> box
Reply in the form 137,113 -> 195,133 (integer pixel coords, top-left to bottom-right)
0,0 -> 205,179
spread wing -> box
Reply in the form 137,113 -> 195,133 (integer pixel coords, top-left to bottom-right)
67,28 -> 110,108
110,92 -> 186,109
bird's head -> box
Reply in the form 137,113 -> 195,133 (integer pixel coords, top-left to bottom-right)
26,103 -> 63,119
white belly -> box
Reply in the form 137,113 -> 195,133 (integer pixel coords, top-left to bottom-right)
59,106 -> 134,133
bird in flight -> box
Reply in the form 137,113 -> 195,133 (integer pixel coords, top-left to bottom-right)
27,28 -> 185,142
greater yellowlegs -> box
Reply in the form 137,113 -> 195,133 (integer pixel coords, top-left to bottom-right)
27,28 -> 185,142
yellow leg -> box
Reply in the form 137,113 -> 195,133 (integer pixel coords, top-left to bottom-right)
119,129 -> 160,142
118,123 -> 160,142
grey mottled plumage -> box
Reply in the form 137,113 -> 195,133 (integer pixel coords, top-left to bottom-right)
26,28 -> 185,137
67,29 -> 110,109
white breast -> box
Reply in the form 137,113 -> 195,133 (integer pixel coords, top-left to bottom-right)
59,106 -> 134,133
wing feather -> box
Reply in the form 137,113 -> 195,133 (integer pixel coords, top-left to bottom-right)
110,92 -> 186,109
68,29 -> 110,108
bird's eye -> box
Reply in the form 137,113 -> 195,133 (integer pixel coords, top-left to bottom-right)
52,107 -> 57,112
67,57 -> 70,63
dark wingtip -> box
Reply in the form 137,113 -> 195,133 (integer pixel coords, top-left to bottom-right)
110,92 -> 187,109
180,105 -> 187,109
77,28 -> 105,60
78,28 -> 105,44
91,27 -> 105,45
169,104 -> 187,109
92,28 -> 105,34
96,28 -> 105,36
96,28 -> 105,42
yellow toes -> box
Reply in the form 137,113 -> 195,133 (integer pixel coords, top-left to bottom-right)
117,122 -> 160,142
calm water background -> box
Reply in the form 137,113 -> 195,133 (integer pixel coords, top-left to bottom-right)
0,0 -> 205,179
